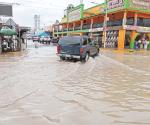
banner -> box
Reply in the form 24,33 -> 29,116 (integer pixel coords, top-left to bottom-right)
107,0 -> 125,11
68,4 -> 84,22
127,0 -> 150,10
84,4 -> 105,18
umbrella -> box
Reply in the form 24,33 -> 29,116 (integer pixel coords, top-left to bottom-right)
0,29 -> 17,36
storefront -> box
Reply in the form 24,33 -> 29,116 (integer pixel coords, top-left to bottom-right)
53,0 -> 150,49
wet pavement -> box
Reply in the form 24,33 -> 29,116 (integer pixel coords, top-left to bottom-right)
0,41 -> 150,125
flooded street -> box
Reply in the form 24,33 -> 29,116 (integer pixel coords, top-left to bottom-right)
0,41 -> 150,125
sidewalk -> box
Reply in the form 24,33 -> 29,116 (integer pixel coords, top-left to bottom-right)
100,48 -> 150,73
101,48 -> 150,56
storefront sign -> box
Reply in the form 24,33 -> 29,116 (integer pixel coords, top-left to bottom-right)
107,0 -> 125,11
89,27 -> 103,32
137,27 -> 150,33
124,25 -> 150,33
68,5 -> 84,22
128,0 -> 150,10
123,25 -> 137,30
84,4 -> 105,18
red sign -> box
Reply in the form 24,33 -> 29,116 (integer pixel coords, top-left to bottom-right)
107,0 -> 124,10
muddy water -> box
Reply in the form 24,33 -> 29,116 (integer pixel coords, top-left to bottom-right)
0,41 -> 150,125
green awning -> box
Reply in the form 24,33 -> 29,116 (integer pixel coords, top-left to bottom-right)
0,29 -> 17,36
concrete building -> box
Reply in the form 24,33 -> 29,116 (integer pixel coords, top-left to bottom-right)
34,15 -> 40,32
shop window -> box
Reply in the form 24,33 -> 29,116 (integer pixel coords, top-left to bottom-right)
112,20 -> 122,26
74,26 -> 81,30
137,18 -> 144,26
107,21 -> 112,26
92,23 -> 103,28
137,18 -> 150,27
83,24 -> 90,29
126,18 -> 134,25
143,19 -> 150,27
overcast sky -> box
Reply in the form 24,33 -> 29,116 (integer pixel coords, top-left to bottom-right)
0,0 -> 104,28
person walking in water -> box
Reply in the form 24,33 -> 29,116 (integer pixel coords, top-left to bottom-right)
34,41 -> 39,48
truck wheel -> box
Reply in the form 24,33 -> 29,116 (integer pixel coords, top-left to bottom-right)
82,52 -> 89,62
96,49 -> 99,56
60,56 -> 65,60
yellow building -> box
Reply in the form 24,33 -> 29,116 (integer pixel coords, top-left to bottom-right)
53,0 -> 150,49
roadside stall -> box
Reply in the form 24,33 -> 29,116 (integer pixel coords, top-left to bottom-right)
0,27 -> 20,53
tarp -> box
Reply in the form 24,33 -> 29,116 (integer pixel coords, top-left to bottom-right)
0,28 -> 17,36
38,32 -> 50,37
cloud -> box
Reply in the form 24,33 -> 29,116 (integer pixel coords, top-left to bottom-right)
0,0 -> 104,27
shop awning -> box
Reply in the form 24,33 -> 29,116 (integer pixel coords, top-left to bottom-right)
0,28 -> 17,36
38,32 -> 50,37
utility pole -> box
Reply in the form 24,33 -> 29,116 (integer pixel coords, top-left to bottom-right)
103,0 -> 108,48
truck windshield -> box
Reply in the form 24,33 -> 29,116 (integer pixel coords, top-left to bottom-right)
59,37 -> 81,45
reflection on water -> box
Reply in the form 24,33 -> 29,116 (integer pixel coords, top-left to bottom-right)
0,41 -> 150,125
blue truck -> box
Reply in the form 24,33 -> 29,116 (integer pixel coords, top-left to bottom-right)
57,36 -> 99,62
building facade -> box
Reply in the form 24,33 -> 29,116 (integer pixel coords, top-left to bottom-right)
53,0 -> 150,49
34,15 -> 40,32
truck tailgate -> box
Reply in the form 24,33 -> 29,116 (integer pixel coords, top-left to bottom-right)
61,45 -> 80,55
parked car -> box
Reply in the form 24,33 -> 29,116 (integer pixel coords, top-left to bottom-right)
32,36 -> 39,42
57,36 -> 99,62
39,36 -> 44,43
39,36 -> 51,44
43,36 -> 51,44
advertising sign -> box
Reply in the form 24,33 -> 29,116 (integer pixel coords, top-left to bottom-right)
84,4 -> 105,18
123,25 -> 150,33
68,4 -> 84,22
127,0 -> 150,11
123,25 -> 137,30
107,0 -> 125,11
0,4 -> 12,16
137,27 -> 150,33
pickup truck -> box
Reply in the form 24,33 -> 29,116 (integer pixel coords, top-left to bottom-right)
57,36 -> 99,62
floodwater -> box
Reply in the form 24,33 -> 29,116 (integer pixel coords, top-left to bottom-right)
0,41 -> 150,125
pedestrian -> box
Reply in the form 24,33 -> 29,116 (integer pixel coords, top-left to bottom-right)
34,41 -> 39,48
147,41 -> 150,50
144,39 -> 149,50
138,39 -> 143,49
135,41 -> 139,49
